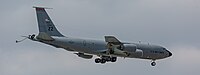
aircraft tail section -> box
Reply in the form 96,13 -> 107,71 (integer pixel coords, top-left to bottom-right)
34,6 -> 64,37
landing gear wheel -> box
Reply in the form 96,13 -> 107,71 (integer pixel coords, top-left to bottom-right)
95,58 -> 101,63
101,59 -> 106,64
111,57 -> 117,62
151,62 -> 156,66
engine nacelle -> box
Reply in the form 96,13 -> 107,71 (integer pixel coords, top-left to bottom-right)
75,53 -> 93,59
121,44 -> 137,53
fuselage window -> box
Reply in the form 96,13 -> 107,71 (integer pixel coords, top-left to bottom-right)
83,40 -> 86,46
68,40 -> 74,44
151,50 -> 164,54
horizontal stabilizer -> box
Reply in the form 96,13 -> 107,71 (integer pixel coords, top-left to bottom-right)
36,32 -> 54,41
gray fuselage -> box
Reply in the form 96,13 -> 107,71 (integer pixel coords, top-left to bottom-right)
35,36 -> 171,60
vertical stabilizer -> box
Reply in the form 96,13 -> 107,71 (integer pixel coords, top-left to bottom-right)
33,6 -> 64,37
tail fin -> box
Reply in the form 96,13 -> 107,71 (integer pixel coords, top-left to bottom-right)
33,6 -> 64,37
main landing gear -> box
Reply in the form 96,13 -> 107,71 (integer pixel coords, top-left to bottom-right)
95,57 -> 117,64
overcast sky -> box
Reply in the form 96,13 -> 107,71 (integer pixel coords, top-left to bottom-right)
1,0 -> 200,75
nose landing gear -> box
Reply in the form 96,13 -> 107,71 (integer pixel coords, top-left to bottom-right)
151,60 -> 156,66
151,61 -> 156,66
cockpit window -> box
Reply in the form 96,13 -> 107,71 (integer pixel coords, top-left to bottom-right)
162,48 -> 166,50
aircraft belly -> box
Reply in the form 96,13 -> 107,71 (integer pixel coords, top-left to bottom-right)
51,37 -> 107,55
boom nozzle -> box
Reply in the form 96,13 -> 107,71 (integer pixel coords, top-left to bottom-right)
16,34 -> 36,43
16,36 -> 29,43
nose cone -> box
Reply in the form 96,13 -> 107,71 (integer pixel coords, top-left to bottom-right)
166,50 -> 172,57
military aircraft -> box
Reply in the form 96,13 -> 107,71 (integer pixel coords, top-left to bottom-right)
16,6 -> 172,66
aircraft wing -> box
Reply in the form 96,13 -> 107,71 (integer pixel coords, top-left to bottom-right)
96,49 -> 108,53
104,36 -> 122,45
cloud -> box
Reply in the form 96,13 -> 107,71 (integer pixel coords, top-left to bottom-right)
165,45 -> 200,75
171,46 -> 200,64
0,0 -> 200,75
0,47 -> 91,75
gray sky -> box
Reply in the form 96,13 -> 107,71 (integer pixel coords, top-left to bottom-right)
1,0 -> 200,75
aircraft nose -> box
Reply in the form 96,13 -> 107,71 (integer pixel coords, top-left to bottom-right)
166,50 -> 172,57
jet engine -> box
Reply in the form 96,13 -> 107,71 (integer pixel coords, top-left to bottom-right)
75,53 -> 93,59
120,44 -> 137,53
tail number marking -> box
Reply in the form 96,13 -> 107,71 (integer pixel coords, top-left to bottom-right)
48,27 -> 53,31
